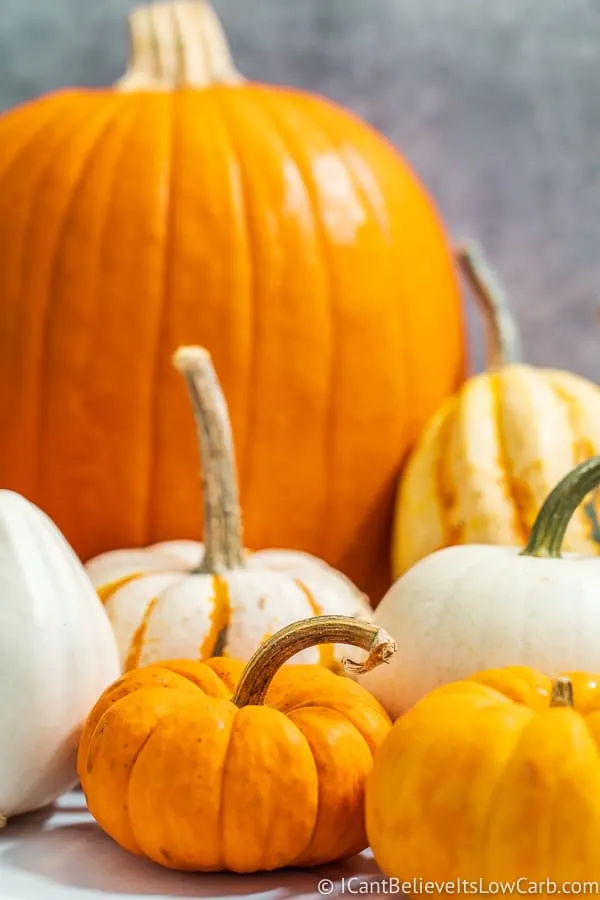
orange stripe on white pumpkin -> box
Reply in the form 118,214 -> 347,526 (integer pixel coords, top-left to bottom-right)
96,573 -> 141,604
85,347 -> 372,675
105,572 -> 185,669
124,597 -> 159,671
492,364 -> 579,537
86,547 -> 190,590
135,576 -> 228,668
439,373 -> 524,548
199,577 -> 231,660
295,580 -> 336,671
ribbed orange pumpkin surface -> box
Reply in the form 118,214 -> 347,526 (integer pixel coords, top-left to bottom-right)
0,2 -> 465,599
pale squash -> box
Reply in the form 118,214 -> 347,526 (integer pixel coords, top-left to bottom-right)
393,241 -> 600,577
0,492 -> 119,826
87,346 -> 372,671
362,456 -> 600,719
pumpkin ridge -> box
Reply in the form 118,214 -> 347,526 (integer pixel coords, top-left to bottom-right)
35,97 -> 130,498
72,96 -> 165,549
0,95 -> 77,186
211,89 -> 254,505
477,702 -> 571,873
435,396 -> 463,546
124,711 -> 177,853
288,705 -> 372,866
145,91 -> 178,544
301,100 -> 417,521
264,711 -> 318,867
470,707 -> 533,872
489,371 -> 530,544
248,89 -> 336,556
0,97 -> 107,487
545,376 -> 600,554
216,708 -> 238,871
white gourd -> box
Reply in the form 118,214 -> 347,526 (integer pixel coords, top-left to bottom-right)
360,457 -> 600,720
0,492 -> 120,826
86,346 -> 372,671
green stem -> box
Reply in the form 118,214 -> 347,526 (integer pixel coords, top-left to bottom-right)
456,240 -> 523,369
521,457 -> 600,558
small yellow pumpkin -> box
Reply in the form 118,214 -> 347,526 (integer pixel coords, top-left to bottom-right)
78,615 -> 395,873
367,666 -> 600,885
86,346 -> 371,671
393,242 -> 600,577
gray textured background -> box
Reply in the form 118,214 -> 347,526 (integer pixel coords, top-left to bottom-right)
1,0 -> 599,379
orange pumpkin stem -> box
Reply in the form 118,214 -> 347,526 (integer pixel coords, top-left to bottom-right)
550,676 -> 573,707
231,614 -> 397,708
173,346 -> 244,573
116,1 -> 244,92
456,241 -> 522,369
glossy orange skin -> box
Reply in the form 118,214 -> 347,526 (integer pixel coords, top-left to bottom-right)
78,655 -> 391,872
0,84 -> 464,598
367,666 -> 600,887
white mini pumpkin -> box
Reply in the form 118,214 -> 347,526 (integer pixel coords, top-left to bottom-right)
86,346 -> 371,671
0,491 -> 119,826
359,456 -> 600,719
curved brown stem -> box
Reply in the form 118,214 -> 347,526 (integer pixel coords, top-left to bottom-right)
116,1 -> 244,92
550,676 -> 573,708
173,346 -> 244,573
456,240 -> 523,369
232,615 -> 397,708
521,456 -> 600,559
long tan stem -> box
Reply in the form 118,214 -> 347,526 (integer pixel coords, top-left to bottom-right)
116,1 -> 244,92
550,676 -> 573,707
173,346 -> 244,573
456,240 -> 523,369
232,615 -> 397,708
521,456 -> 600,559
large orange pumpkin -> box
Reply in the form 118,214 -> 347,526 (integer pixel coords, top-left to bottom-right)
0,1 -> 465,598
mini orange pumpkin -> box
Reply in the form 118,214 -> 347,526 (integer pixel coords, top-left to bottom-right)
367,666 -> 600,885
78,615 -> 395,872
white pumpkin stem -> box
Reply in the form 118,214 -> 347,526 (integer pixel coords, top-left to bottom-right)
550,676 -> 573,707
173,346 -> 244,573
116,1 -> 245,92
456,241 -> 523,369
232,615 -> 397,708
0,812 -> 6,830
521,456 -> 600,559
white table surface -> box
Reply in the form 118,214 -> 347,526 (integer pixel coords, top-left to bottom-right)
0,791 -> 383,899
